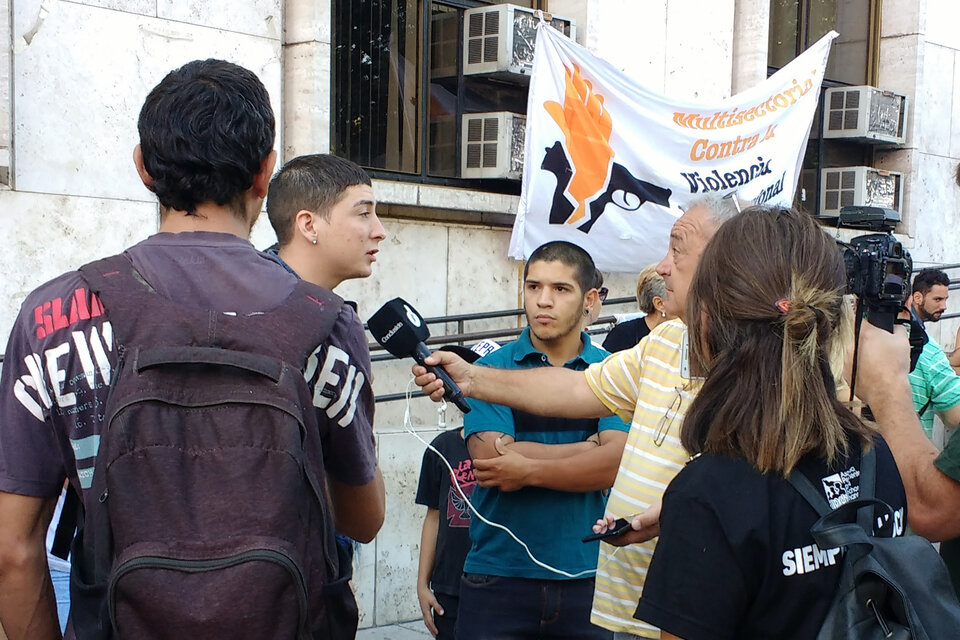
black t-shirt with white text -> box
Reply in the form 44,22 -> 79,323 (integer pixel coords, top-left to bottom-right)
634,436 -> 906,640
415,428 -> 475,596
0,232 -> 377,504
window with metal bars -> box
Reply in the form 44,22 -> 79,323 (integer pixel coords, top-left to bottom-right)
767,0 -> 880,217
331,0 -> 543,195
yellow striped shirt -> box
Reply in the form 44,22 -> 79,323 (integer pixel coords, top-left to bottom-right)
585,319 -> 700,637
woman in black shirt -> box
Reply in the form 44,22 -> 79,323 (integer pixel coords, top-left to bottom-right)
602,264 -> 674,352
633,206 -> 908,640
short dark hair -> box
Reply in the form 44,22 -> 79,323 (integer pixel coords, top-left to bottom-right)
137,59 -> 275,217
266,154 -> 372,246
523,241 -> 597,294
591,269 -> 604,290
912,268 -> 950,295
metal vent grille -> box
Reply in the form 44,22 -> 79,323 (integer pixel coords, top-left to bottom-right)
823,169 -> 858,210
827,89 -> 861,131
483,117 -> 498,141
466,9 -> 501,65
467,118 -> 483,142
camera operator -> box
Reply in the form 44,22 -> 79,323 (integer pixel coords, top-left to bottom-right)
905,269 -> 960,441
854,312 -> 960,599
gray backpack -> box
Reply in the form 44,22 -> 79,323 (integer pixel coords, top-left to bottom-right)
789,447 -> 960,639
69,254 -> 354,640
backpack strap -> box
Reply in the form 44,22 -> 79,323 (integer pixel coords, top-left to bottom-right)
787,467 -> 832,517
51,484 -> 80,560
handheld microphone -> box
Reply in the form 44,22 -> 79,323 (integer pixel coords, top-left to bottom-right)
367,298 -> 471,413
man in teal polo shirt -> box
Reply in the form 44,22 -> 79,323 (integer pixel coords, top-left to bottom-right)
457,241 -> 629,640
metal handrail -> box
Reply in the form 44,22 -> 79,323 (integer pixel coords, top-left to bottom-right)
366,296 -> 636,361
367,297 -> 638,402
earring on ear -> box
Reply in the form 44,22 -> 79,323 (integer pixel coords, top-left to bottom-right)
584,309 -> 589,316
312,237 -> 318,245
661,311 -> 666,318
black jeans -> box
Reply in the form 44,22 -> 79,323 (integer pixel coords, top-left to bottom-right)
454,573 -> 612,640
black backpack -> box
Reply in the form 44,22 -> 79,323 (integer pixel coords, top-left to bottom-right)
69,254 -> 355,640
789,447 -> 960,639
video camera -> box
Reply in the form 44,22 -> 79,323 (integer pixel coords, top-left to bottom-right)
836,206 -> 926,371
841,232 -> 911,333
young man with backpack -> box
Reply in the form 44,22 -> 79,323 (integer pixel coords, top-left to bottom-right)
0,59 -> 384,640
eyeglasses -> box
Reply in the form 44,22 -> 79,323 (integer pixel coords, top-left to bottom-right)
597,287 -> 608,302
654,385 -> 685,447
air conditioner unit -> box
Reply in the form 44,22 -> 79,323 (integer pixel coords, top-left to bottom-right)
822,86 -> 908,145
460,111 -> 526,180
819,166 -> 902,217
463,4 -> 576,80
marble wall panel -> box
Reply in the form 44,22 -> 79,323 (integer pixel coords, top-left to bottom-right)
542,0 -> 587,45
731,0 -> 769,94
418,184 -> 520,214
157,0 -> 281,39
878,34 -> 922,149
68,0 -> 155,15
444,225 -> 519,335
583,0 -> 667,91
663,0 -> 735,101
249,209 -> 280,252
368,358 -> 450,435
0,191 -> 157,337
880,0 -> 923,38
352,537 -> 378,629
907,152 -> 960,263
339,219 -> 449,317
371,179 -> 420,207
916,42 -> 956,157
373,429 -> 437,626
874,147 -> 918,237
285,0 -> 331,45
12,0 -> 43,41
924,0 -> 960,51
282,40 -> 332,160
1,0 -> 10,151
13,2 -> 281,201
952,50 -> 960,159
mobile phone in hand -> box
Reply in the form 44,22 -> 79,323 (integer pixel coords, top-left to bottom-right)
582,517 -> 632,543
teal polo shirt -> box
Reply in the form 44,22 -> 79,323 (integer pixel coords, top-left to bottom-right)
463,328 -> 629,580
909,340 -> 960,438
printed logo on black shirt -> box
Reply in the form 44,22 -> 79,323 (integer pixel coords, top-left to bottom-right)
820,466 -> 860,509
447,459 -> 476,528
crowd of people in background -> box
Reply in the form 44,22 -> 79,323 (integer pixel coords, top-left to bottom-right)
3,57 -> 960,640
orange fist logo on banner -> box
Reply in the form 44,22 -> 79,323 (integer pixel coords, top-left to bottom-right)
544,64 -> 615,225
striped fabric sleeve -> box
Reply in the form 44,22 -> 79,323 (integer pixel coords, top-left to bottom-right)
926,342 -> 960,414
585,340 -> 647,424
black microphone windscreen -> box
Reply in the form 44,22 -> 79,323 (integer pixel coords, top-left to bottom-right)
367,298 -> 431,358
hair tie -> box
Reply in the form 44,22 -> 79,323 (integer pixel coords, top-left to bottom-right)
775,298 -> 790,314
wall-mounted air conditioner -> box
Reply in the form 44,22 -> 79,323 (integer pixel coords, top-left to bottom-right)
460,111 -> 526,180
463,4 -> 576,80
822,86 -> 908,145
819,166 -> 902,217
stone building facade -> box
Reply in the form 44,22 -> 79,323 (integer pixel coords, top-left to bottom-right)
1,0 -> 959,629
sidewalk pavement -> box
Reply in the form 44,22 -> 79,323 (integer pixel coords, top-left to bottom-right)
356,620 -> 432,639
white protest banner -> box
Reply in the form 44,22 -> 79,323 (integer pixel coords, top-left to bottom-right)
509,24 -> 837,272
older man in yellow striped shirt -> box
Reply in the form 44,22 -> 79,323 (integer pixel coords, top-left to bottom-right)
414,195 -> 739,639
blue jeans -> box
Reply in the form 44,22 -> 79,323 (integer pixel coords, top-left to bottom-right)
454,573 -> 612,640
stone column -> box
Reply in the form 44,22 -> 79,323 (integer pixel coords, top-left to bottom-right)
282,0 -> 333,160
1,0 -> 10,186
731,0 -> 769,94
